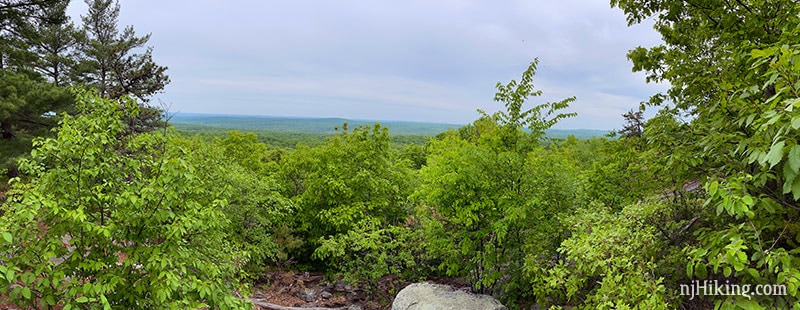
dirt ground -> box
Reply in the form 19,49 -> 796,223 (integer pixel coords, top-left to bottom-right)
1,272 -> 467,310
251,271 -> 470,310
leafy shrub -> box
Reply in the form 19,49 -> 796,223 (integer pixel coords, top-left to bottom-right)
278,123 -> 414,266
540,202 -> 672,309
415,59 -> 579,307
0,91 -> 249,309
313,220 -> 433,284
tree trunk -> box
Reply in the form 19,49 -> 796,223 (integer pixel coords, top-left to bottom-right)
1,121 -> 15,139
6,165 -> 19,179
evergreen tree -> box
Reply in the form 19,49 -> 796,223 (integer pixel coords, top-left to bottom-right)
76,0 -> 169,102
22,1 -> 79,86
617,108 -> 644,139
0,0 -> 73,178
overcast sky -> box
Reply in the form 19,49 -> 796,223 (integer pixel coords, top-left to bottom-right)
67,1 -> 666,130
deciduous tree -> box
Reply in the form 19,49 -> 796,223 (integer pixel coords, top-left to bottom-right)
0,90 -> 249,309
613,0 -> 800,307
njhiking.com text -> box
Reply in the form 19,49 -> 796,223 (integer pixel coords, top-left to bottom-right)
680,280 -> 787,300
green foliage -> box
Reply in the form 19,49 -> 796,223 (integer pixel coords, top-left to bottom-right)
214,131 -> 296,271
170,131 -> 295,279
581,136 -> 648,210
278,123 -> 414,267
613,0 -> 800,307
0,69 -> 73,170
314,221 -> 432,284
542,202 -> 671,309
0,91 -> 249,309
415,61 -> 579,307
76,0 -> 169,101
491,58 -> 576,139
21,0 -> 80,86
0,0 -> 168,183
399,142 -> 428,169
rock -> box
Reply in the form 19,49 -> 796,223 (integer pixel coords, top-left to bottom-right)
297,287 -> 317,302
347,291 -> 362,302
334,280 -> 349,292
321,291 -> 333,299
392,282 -> 507,310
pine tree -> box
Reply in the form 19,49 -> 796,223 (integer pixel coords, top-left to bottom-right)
0,0 -> 72,149
23,1 -> 80,86
76,0 -> 169,102
617,108 -> 644,138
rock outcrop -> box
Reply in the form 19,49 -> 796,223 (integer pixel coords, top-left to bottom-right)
392,282 -> 507,310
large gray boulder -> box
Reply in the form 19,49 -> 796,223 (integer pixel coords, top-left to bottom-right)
392,282 -> 507,310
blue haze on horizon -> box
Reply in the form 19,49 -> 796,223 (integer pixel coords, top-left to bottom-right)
67,0 -> 668,130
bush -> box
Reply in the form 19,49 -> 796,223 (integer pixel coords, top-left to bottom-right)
0,91 -> 249,309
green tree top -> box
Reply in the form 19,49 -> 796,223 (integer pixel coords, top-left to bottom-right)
473,58 -> 576,152
76,0 -> 169,102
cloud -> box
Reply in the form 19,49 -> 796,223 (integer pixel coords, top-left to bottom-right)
67,0 -> 668,129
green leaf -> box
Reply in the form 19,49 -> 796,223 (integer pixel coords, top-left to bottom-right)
747,268 -> 760,279
709,181 -> 719,195
789,145 -> 800,173
695,248 -> 708,257
696,262 -> 708,279
751,49 -> 770,58
76,296 -> 88,303
792,176 -> 800,201
765,141 -> 785,168
1,232 -> 10,244
21,287 -> 31,299
742,195 -> 754,206
736,299 -> 765,310
101,294 -> 110,310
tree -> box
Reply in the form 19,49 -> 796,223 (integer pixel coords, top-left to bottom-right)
205,131 -> 295,276
613,0 -> 800,307
0,0 -> 73,138
279,123 -> 414,264
0,0 -> 65,70
0,70 -> 69,138
22,0 -> 80,86
617,108 -> 644,138
0,90 -> 249,309
416,60 -> 579,306
543,201 -> 672,309
485,58 -> 576,150
0,69 -> 71,178
0,1 -> 76,179
76,0 -> 169,102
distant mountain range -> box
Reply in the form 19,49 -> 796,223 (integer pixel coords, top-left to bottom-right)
168,113 -> 611,138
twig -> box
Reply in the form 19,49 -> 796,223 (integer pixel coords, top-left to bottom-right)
249,298 -> 349,310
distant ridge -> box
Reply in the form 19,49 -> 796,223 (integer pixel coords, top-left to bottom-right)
169,113 -> 610,138
169,113 -> 461,136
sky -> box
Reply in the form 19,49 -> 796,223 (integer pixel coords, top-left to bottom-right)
67,1 -> 667,130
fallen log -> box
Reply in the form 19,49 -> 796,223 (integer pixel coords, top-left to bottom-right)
249,298 -> 350,310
